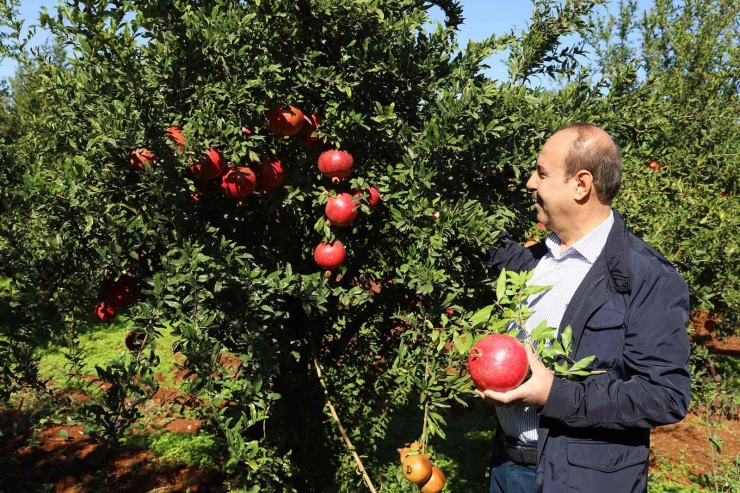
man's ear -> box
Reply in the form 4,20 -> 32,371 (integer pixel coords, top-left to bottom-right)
573,170 -> 593,201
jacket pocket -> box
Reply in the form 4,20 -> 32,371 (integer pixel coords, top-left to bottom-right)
566,440 -> 649,493
578,308 -> 625,370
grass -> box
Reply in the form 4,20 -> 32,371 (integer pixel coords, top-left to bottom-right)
125,430 -> 224,470
36,315 -> 181,388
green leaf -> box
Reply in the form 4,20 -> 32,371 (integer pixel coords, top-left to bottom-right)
470,305 -> 493,328
496,269 -> 506,301
568,355 -> 596,374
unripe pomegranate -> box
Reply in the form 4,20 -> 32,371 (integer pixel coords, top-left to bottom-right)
189,147 -> 226,181
266,105 -> 305,137
128,148 -> 155,170
125,331 -> 145,351
166,126 -> 186,152
314,241 -> 346,270
303,113 -> 322,146
401,454 -> 433,484
94,301 -> 115,323
468,334 -> 528,392
418,467 -> 446,493
325,193 -> 359,227
318,149 -> 353,181
254,157 -> 285,193
353,186 -> 381,210
220,165 -> 257,199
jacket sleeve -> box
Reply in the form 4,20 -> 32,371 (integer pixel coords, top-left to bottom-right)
540,262 -> 692,430
487,230 -> 540,274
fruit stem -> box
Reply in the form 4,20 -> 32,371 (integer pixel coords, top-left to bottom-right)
309,332 -> 377,493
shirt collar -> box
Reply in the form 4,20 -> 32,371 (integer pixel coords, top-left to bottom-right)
544,210 -> 614,263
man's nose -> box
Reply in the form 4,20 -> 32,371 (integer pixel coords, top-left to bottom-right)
526,173 -> 537,190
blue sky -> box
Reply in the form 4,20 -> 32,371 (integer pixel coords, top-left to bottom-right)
0,0 -> 653,81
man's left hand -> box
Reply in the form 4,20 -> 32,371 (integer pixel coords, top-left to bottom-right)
475,344 -> 554,407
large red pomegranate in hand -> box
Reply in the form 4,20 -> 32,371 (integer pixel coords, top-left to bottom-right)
128,148 -> 155,170
314,241 -> 346,270
189,147 -> 226,182
325,193 -> 359,227
266,105 -> 305,137
318,149 -> 353,181
220,165 -> 257,199
352,186 -> 381,210
254,157 -> 285,193
468,334 -> 528,392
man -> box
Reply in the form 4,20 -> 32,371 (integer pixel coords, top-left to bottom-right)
479,123 -> 691,493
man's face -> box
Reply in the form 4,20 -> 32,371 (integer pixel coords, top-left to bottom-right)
525,131 -> 577,230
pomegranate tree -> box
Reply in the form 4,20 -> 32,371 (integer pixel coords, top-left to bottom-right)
468,334 -> 529,392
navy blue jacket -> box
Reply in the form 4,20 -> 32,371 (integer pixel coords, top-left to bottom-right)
488,211 -> 691,493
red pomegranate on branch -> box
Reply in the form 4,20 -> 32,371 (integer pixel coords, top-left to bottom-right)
220,165 -> 257,199
325,193 -> 359,227
266,105 -> 305,137
314,241 -> 346,270
318,149 -> 353,182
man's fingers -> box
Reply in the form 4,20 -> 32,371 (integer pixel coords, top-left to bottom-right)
525,343 -> 545,373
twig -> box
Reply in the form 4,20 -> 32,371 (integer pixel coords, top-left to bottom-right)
421,359 -> 430,455
310,334 -> 377,493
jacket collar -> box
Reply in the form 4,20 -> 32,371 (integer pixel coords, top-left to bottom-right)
531,210 -> 632,294
604,210 -> 632,293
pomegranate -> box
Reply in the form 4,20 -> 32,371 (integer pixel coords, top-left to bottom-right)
646,161 -> 660,171
468,334 -> 528,392
353,186 -> 381,210
418,467 -> 446,493
189,147 -> 226,181
397,441 -> 421,462
266,105 -> 305,136
128,148 -> 155,170
166,126 -> 186,152
94,301 -> 115,323
220,165 -> 257,199
102,275 -> 139,308
314,241 -> 346,270
325,193 -> 359,227
318,149 -> 353,181
254,157 -> 285,193
536,222 -> 546,230
303,113 -> 322,146
125,332 -> 146,351
401,454 -> 433,484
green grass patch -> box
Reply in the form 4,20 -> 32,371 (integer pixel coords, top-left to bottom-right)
37,316 -> 180,388
125,430 -> 223,470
